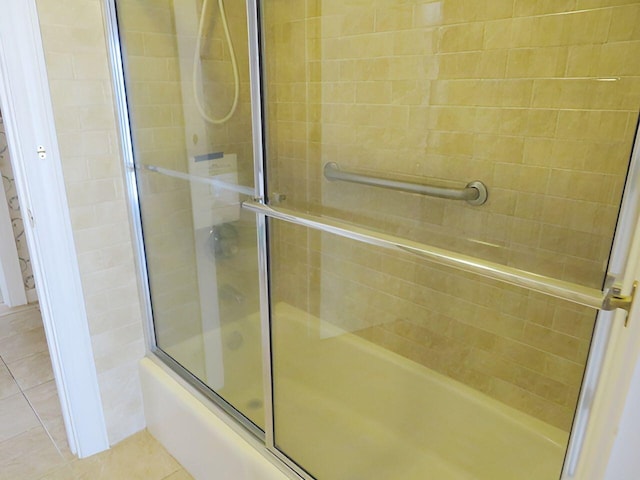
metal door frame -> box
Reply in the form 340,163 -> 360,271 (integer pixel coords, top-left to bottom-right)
244,2 -> 640,479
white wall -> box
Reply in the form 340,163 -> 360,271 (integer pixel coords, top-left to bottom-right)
605,354 -> 640,479
0,0 -> 110,456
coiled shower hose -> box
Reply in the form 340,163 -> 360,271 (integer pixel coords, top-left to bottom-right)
193,0 -> 239,124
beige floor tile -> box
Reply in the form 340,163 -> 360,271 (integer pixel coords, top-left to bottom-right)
35,464 -> 76,480
7,351 -> 54,390
0,327 -> 48,363
24,381 -> 73,459
70,430 -> 182,480
0,361 -> 19,400
43,416 -> 74,460
0,306 -> 194,479
0,393 -> 40,443
0,308 -> 42,342
24,380 -> 60,421
0,426 -> 66,480
162,469 -> 195,480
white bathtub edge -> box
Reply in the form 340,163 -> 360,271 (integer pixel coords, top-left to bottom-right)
139,357 -> 297,480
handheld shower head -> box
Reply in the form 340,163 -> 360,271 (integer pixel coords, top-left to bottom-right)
192,0 -> 240,125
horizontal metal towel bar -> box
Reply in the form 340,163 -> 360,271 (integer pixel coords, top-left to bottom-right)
143,164 -> 255,196
242,200 -> 632,313
324,162 -> 488,206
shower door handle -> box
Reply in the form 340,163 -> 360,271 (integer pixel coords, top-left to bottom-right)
242,200 -> 637,319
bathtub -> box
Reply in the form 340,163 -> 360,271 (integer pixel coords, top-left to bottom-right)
141,302 -> 568,480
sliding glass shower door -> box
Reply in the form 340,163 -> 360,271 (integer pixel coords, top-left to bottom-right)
113,0 -> 266,431
111,0 -> 640,479
259,1 -> 639,479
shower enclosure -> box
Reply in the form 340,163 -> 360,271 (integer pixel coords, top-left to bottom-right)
108,1 -> 640,478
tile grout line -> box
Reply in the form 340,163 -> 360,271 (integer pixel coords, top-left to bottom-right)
21,385 -> 69,462
1,314 -> 71,470
0,356 -> 54,466
0,355 -> 14,380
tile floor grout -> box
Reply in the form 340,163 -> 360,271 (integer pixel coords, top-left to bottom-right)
0,351 -> 60,458
0,304 -> 194,480
22,383 -> 65,460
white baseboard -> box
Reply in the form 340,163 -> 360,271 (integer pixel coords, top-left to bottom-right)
0,301 -> 38,316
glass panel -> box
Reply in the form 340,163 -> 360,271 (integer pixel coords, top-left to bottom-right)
262,1 -> 640,291
262,1 -> 640,479
115,0 -> 263,428
270,219 -> 595,480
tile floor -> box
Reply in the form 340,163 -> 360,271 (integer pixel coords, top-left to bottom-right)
0,304 -> 194,480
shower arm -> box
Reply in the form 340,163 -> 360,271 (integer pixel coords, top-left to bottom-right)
324,162 -> 488,206
242,200 -> 636,319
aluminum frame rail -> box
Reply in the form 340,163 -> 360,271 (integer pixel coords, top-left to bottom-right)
324,162 -> 488,206
144,164 -> 255,196
242,200 -> 634,314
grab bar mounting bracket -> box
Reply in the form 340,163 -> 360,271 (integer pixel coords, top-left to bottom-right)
603,281 -> 637,325
465,181 -> 488,206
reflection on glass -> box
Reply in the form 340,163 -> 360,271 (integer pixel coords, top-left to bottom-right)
270,220 -> 594,479
262,1 -> 638,476
115,0 -> 263,428
262,1 -> 639,291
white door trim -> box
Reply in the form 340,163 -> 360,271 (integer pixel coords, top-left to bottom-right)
0,0 -> 109,458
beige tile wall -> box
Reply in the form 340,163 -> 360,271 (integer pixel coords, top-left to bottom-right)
35,0 -> 145,444
264,0 -> 640,430
116,0 -> 203,358
197,0 -> 255,186
36,0 -> 257,445
31,0 -> 640,440
116,0 -> 256,363
264,1 -> 320,312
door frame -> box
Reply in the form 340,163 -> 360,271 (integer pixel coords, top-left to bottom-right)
0,0 -> 109,458
573,127 -> 640,478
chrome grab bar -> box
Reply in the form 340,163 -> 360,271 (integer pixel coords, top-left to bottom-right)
324,162 -> 488,206
242,200 -> 633,313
